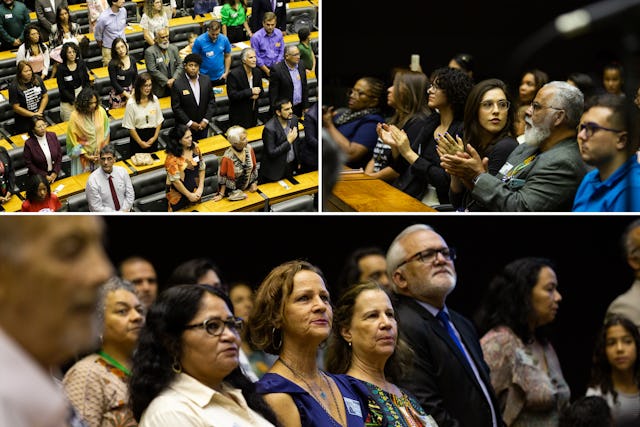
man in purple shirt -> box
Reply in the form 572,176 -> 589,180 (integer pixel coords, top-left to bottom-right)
94,0 -> 127,66
250,11 -> 284,78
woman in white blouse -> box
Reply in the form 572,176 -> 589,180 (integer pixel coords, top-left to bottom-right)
140,0 -> 169,48
122,72 -> 164,157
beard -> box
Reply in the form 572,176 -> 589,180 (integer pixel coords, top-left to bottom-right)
158,41 -> 169,49
524,118 -> 552,148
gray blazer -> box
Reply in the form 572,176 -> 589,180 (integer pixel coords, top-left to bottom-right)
35,0 -> 68,38
144,44 -> 183,99
471,138 -> 589,212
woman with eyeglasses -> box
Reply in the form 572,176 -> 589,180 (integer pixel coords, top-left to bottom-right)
122,72 -> 164,158
24,115 -> 62,184
474,257 -> 570,426
364,68 -> 431,183
385,67 -> 473,207
438,78 -> 518,211
322,76 -> 386,170
129,284 -> 279,427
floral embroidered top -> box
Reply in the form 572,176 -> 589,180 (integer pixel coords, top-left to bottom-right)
355,380 -> 438,427
62,353 -> 137,427
480,326 -> 570,426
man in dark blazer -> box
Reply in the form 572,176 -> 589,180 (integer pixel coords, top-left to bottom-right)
258,97 -> 299,184
387,223 -> 504,427
170,53 -> 217,140
35,0 -> 67,42
249,0 -> 287,34
269,44 -> 308,119
145,27 -> 183,99
227,47 -> 263,129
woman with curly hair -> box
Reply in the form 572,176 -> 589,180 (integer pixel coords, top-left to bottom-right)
325,282 -> 439,426
128,284 -> 279,426
474,256 -> 570,426
163,123 -> 205,211
386,67 -> 473,205
586,314 -> 640,427
66,87 -> 110,175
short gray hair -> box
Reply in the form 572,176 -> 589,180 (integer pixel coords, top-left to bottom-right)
97,276 -> 137,325
543,81 -> 584,127
385,224 -> 435,292
226,125 -> 247,144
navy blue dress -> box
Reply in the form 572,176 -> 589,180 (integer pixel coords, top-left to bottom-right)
256,372 -> 369,427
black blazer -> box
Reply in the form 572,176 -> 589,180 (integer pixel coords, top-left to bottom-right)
394,293 -> 504,427
249,0 -> 288,33
226,64 -> 263,129
258,114 -> 299,183
170,73 -> 217,126
268,60 -> 308,112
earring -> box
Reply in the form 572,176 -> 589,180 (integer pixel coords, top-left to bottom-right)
348,341 -> 352,347
171,357 -> 182,374
272,327 -> 282,351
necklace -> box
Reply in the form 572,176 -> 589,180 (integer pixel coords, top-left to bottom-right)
278,358 -> 344,426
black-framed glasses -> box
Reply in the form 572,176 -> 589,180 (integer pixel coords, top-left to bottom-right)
480,100 -> 510,111
184,317 -> 243,336
577,121 -> 625,138
347,88 -> 372,99
530,101 -> 563,113
396,247 -> 456,269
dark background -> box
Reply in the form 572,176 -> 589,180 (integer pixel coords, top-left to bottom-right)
322,0 -> 640,108
104,214 -> 637,401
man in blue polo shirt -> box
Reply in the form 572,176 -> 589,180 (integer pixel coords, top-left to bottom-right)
192,20 -> 231,87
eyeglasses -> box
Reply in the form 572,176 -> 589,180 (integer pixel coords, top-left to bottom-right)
99,156 -> 115,162
480,100 -> 510,111
347,88 -> 372,99
396,247 -> 456,269
530,101 -> 563,113
577,121 -> 625,138
184,317 -> 243,336
428,81 -> 441,91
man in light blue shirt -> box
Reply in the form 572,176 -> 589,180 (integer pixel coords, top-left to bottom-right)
94,0 -> 127,66
250,11 -> 284,78
573,93 -> 640,212
191,20 -> 231,86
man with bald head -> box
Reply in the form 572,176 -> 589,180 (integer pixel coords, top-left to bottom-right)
0,216 -> 113,426
387,223 -> 503,427
144,27 -> 183,98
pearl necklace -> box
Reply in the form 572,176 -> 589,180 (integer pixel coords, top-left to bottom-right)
277,357 -> 344,426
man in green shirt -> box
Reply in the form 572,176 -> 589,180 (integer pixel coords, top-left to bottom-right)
0,0 -> 30,51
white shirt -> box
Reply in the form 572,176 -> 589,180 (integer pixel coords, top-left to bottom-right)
85,165 -> 135,212
0,328 -> 69,427
36,134 -> 53,172
122,95 -> 165,130
139,373 -> 275,427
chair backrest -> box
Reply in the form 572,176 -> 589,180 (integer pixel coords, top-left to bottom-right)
130,168 -> 168,212
269,194 -> 317,212
249,139 -> 263,164
202,152 -> 219,197
65,191 -> 90,212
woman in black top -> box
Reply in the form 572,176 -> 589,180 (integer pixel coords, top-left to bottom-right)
0,146 -> 16,205
107,37 -> 138,110
56,42 -> 90,122
9,61 -> 48,135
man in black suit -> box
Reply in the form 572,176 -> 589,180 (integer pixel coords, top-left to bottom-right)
249,0 -> 287,34
258,97 -> 299,184
170,53 -> 216,140
227,47 -> 263,129
387,223 -> 503,427
269,44 -> 308,119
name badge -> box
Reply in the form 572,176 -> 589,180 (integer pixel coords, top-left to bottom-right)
192,155 -> 200,162
498,162 -> 513,176
205,51 -> 214,57
344,398 -> 362,418
149,109 -> 156,115
4,13 -> 12,19
275,42 -> 281,47
34,86 -> 41,94
64,75 -> 73,81
156,57 -> 163,63
276,1 -> 283,6
44,7 -> 52,11
182,89 -> 190,95
230,11 -> 237,17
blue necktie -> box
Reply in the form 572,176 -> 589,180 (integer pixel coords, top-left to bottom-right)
436,310 -> 469,365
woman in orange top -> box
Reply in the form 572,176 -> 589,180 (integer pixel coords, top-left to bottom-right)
164,123 -> 206,211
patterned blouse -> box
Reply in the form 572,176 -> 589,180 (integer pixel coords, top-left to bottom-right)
62,353 -> 137,427
358,380 -> 438,427
480,326 -> 571,426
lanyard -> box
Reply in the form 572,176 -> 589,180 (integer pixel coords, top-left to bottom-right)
98,350 -> 131,376
503,154 -> 537,181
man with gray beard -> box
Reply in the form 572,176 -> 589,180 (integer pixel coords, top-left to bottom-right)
144,27 -> 183,98
440,81 -> 588,211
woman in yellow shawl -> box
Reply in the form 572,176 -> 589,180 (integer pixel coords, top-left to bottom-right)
66,87 -> 110,176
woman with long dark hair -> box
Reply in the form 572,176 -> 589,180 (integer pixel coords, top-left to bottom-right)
164,123 -> 205,211
107,37 -> 138,110
16,24 -> 50,79
122,72 -> 164,156
9,60 -> 48,134
56,42 -> 90,122
128,284 -> 279,426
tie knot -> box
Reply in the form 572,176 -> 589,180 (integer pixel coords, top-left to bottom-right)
436,310 -> 450,324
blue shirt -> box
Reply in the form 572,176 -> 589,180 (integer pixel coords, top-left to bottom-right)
94,7 -> 127,49
572,155 -> 640,212
191,32 -> 231,81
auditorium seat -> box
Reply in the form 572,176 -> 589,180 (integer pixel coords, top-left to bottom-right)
64,191 -> 90,212
269,194 -> 316,212
130,167 -> 168,212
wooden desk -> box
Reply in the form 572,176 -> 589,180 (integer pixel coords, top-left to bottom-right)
199,134 -> 230,155
0,138 -> 13,150
259,170 -> 318,205
327,175 -> 438,212
10,122 -> 67,147
125,151 -> 166,174
180,190 -> 266,212
51,172 -> 90,200
1,193 -> 23,212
